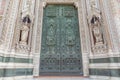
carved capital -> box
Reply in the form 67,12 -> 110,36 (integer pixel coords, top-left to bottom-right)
74,2 -> 79,8
42,2 -> 47,8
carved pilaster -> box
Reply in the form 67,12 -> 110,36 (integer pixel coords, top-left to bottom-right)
0,0 -> 12,48
0,0 -> 22,52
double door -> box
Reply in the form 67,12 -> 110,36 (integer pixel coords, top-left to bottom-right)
40,5 -> 83,75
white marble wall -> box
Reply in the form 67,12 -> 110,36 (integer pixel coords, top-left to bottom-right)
110,0 -> 120,50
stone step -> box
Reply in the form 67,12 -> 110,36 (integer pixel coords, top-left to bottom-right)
20,77 -> 104,80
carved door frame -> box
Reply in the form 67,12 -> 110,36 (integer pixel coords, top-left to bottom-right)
33,0 -> 90,77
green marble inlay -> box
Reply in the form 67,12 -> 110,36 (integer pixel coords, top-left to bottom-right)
0,69 -> 4,77
0,56 -> 33,63
89,57 -> 120,63
0,56 -> 3,62
89,69 -> 120,77
0,68 -> 33,77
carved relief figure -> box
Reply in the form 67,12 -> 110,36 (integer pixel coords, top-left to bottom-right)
91,15 -> 103,44
46,19 -> 56,54
66,19 -> 75,46
20,15 -> 31,45
46,19 -> 56,46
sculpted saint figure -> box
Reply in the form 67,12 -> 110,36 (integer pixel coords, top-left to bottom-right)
91,15 -> 103,44
20,15 -> 31,45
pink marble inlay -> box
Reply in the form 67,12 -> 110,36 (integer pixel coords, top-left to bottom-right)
0,0 -> 6,15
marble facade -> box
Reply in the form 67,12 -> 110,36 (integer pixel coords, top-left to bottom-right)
0,0 -> 120,80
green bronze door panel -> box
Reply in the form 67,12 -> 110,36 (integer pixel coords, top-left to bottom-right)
40,5 -> 60,73
40,5 -> 83,75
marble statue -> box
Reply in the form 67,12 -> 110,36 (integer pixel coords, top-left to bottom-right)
91,15 -> 103,44
20,15 -> 31,45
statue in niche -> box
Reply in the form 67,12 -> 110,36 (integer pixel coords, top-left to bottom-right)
20,15 -> 31,45
91,15 -> 103,44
